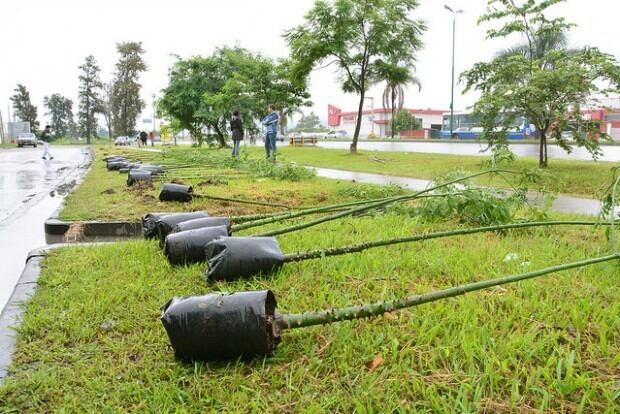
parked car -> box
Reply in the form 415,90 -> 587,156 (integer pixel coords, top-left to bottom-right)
114,136 -> 132,146
324,130 -> 348,139
17,132 -> 37,147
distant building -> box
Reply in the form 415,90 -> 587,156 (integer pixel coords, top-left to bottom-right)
328,104 -> 446,138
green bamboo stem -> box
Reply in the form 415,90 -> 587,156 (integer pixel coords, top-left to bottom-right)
279,254 -> 620,330
195,194 -> 291,209
231,196 -> 400,232
282,220 -> 610,263
230,211 -> 287,224
611,176 -> 620,254
256,169 -> 517,238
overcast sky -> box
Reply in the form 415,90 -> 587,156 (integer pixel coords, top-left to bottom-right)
1,0 -> 619,127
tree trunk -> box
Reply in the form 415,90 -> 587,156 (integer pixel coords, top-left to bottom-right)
539,131 -> 547,168
391,89 -> 396,139
212,122 -> 227,147
351,90 -> 366,154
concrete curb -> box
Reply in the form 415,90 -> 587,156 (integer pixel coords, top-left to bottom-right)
44,217 -> 142,238
0,248 -> 48,380
0,244 -> 111,383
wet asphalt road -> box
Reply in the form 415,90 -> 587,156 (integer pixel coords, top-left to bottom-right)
0,146 -> 89,312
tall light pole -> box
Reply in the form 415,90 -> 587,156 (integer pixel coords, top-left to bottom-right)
152,93 -> 157,135
445,5 -> 463,139
364,96 -> 375,136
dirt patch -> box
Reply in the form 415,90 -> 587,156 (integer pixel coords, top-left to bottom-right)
170,178 -> 186,185
64,222 -> 86,242
101,188 -> 116,195
197,177 -> 228,187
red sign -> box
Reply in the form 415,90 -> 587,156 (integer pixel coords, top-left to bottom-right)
328,104 -> 342,127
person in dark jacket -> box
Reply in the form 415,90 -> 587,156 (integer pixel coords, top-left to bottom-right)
139,131 -> 148,147
230,110 -> 244,157
41,125 -> 53,160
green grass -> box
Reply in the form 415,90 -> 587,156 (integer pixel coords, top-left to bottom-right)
59,147 -> 373,221
264,146 -> 620,198
1,211 -> 619,412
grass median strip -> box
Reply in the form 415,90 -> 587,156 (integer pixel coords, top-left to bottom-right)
1,212 -> 619,412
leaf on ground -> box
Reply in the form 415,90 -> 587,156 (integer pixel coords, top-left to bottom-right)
365,353 -> 384,371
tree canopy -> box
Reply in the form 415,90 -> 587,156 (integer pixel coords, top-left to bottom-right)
461,0 -> 620,167
10,84 -> 39,133
44,94 -> 74,138
111,42 -> 147,137
393,109 -> 421,135
78,55 -> 102,143
285,0 -> 426,153
159,47 -> 310,146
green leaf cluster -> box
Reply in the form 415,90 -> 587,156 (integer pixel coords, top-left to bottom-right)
159,47 -> 311,147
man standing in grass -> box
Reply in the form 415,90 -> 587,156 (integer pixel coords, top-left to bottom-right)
262,104 -> 279,160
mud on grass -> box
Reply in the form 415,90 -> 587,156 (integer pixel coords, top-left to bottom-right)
58,148 -> 375,221
1,212 -> 619,412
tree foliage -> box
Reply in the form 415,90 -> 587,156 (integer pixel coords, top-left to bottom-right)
159,47 -> 310,146
111,42 -> 147,137
78,55 -> 102,143
44,94 -> 74,138
461,0 -> 620,167
392,109 -> 421,135
378,62 -> 420,138
10,84 -> 39,133
293,112 -> 323,132
99,83 -> 114,141
285,0 -> 425,153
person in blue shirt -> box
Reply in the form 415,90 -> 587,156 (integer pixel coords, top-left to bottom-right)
261,104 -> 279,159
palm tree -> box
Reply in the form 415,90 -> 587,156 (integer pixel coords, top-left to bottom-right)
378,64 -> 421,139
495,29 -> 572,67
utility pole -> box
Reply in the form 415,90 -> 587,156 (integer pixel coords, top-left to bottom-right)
0,107 -> 5,144
152,93 -> 157,136
364,96 -> 375,136
445,5 -> 463,139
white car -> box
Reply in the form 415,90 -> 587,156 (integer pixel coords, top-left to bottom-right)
324,130 -> 348,138
17,132 -> 37,147
114,136 -> 133,146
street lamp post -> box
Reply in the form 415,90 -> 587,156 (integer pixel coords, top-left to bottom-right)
152,93 -> 157,136
364,96 -> 375,136
445,5 -> 463,139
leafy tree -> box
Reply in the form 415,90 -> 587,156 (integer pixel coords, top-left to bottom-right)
285,0 -> 425,153
78,55 -> 103,143
295,112 -> 322,131
99,83 -> 114,141
43,94 -> 74,138
462,0 -> 620,167
392,109 -> 421,135
10,84 -> 39,133
111,42 -> 147,137
378,62 -> 421,139
160,47 -> 310,146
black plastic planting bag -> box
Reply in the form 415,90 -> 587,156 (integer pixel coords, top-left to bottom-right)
159,183 -> 193,202
173,217 -> 231,234
205,237 -> 285,281
156,212 -> 211,245
138,165 -> 165,175
142,212 -> 174,239
106,161 -> 129,171
161,290 -> 280,361
164,225 -> 230,265
127,170 -> 153,186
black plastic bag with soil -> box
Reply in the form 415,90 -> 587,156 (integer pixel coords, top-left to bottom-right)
142,212 -> 174,239
161,290 -> 280,361
205,237 -> 285,281
137,165 -> 165,176
156,212 -> 211,246
127,170 -> 153,186
164,225 -> 230,265
173,217 -> 231,234
159,183 -> 192,202
106,161 -> 130,171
